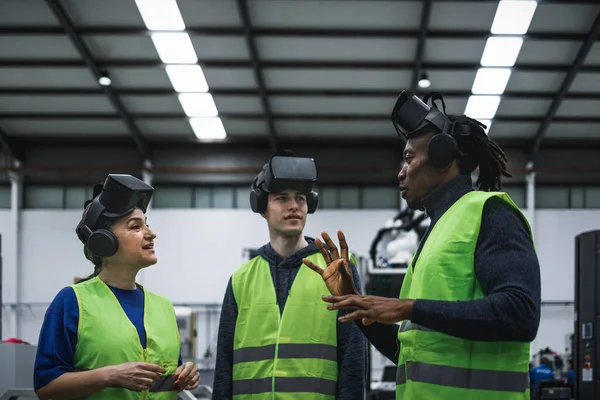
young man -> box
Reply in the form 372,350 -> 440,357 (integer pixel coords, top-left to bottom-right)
305,92 -> 541,400
212,155 -> 367,399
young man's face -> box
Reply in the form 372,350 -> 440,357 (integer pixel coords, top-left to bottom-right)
397,132 -> 448,210
262,189 -> 308,237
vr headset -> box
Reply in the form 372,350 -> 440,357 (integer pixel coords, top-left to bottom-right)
250,155 -> 319,214
390,91 -> 475,169
76,174 -> 154,258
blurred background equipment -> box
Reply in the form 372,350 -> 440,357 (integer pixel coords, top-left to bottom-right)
0,341 -> 37,399
175,306 -> 197,361
365,207 -> 428,299
573,230 -> 600,400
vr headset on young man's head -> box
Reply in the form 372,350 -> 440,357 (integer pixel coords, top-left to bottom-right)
76,174 -> 154,257
249,155 -> 319,214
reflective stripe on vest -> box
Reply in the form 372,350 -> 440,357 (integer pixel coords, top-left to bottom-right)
71,277 -> 180,400
231,252 -> 339,398
234,343 -> 337,364
396,362 -> 529,392
396,191 -> 534,400
233,377 -> 337,396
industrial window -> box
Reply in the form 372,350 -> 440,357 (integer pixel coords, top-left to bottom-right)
0,185 -> 10,208
194,188 -> 211,208
65,187 -> 92,209
152,187 -> 193,208
212,187 -> 234,209
24,186 -> 64,209
339,187 -> 361,209
585,187 -> 600,208
361,187 -> 399,209
319,187 -> 338,209
570,187 -> 585,208
535,187 -> 569,209
235,186 -> 250,209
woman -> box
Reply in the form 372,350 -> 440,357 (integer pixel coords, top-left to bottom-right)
34,174 -> 200,400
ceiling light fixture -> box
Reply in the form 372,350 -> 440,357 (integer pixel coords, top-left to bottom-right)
418,73 -> 431,89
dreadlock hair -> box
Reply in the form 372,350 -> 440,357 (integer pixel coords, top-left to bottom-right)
450,116 -> 512,192
420,91 -> 512,192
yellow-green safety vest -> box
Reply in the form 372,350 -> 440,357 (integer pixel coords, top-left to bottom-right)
71,276 -> 181,400
396,191 -> 534,400
231,252 -> 350,400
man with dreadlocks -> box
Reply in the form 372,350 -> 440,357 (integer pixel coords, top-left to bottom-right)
302,91 -> 541,400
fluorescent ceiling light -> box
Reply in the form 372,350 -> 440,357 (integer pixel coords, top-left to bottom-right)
179,93 -> 218,117
491,1 -> 537,35
151,32 -> 197,64
418,78 -> 431,88
134,0 -> 185,31
98,76 -> 112,86
166,65 -> 209,92
190,117 -> 227,140
472,68 -> 512,94
480,37 -> 523,67
465,95 -> 501,119
478,119 -> 493,134
418,73 -> 431,88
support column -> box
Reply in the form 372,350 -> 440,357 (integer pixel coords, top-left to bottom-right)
525,161 -> 536,237
7,165 -> 22,338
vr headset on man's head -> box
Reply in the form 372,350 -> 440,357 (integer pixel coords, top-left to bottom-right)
389,91 -> 484,169
250,155 -> 319,214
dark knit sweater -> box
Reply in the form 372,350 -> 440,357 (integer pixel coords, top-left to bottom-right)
358,175 -> 542,364
212,238 -> 368,399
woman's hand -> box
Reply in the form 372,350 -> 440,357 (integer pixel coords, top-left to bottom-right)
108,362 -> 165,391
174,362 -> 200,391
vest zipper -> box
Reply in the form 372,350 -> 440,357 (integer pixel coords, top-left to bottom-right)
141,347 -> 148,399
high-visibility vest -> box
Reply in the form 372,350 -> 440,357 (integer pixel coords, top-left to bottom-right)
396,191 -> 533,400
231,252 -> 341,399
71,276 -> 181,400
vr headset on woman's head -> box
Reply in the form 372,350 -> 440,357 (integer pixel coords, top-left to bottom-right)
76,174 -> 153,257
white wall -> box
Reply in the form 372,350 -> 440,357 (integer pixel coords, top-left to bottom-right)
2,207 -> 597,363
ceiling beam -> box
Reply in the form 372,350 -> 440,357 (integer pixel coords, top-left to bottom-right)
2,88 -> 600,100
2,59 -> 599,73
14,135 -> 600,153
0,27 -> 595,41
236,0 -> 278,154
1,113 -> 599,124
528,9 -> 600,165
44,0 -> 151,162
410,0 -> 432,94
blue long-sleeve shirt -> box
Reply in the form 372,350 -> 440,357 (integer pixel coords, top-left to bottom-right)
33,283 -> 182,391
212,238 -> 368,399
359,175 -> 542,363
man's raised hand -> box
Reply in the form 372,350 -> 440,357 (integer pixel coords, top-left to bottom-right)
303,230 -> 359,297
